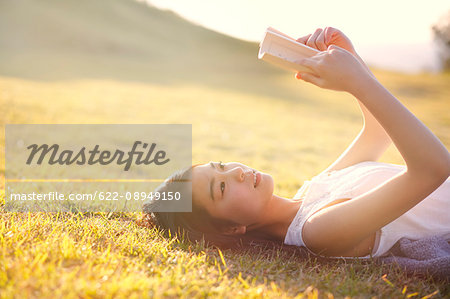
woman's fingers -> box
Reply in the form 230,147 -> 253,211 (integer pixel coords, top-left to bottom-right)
315,29 -> 327,51
296,72 -> 324,87
323,26 -> 334,45
306,28 -> 323,49
296,34 -> 311,45
295,57 -> 323,86
298,27 -> 354,52
297,28 -> 330,51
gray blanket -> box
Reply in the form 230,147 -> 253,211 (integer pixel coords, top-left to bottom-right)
377,235 -> 450,281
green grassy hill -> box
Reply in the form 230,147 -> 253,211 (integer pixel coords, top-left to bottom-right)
0,0 -> 296,98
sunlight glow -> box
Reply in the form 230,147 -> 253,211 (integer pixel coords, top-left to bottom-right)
145,0 -> 449,73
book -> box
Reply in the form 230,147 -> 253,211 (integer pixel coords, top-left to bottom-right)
258,27 -> 320,73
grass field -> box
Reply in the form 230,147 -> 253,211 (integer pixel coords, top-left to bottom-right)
0,68 -> 449,298
1,0 -> 450,297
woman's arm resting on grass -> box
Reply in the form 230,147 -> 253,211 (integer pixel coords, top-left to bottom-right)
297,46 -> 450,256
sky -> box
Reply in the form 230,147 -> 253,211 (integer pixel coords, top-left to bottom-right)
145,0 -> 450,73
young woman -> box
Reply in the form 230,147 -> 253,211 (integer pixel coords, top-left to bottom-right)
143,27 -> 450,258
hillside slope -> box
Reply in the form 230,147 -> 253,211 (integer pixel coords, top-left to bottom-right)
0,0 -> 293,97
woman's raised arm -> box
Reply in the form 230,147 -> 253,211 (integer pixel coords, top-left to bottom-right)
296,45 -> 450,256
296,27 -> 392,173
319,99 -> 392,174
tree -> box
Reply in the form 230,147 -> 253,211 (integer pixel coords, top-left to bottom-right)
432,10 -> 450,71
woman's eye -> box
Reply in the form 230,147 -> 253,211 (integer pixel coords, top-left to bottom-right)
218,161 -> 225,195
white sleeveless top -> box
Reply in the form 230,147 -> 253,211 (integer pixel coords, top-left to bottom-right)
284,161 -> 450,258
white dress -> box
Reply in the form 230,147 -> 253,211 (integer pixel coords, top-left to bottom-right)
283,161 -> 450,258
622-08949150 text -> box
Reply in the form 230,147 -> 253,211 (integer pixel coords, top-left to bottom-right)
8,191 -> 182,201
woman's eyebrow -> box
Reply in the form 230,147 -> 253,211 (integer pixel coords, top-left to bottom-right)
209,162 -> 216,201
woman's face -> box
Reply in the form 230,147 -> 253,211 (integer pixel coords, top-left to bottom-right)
191,161 -> 274,227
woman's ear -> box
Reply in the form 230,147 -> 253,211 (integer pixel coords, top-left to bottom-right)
222,225 -> 246,235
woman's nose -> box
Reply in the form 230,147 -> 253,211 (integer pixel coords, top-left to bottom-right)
232,167 -> 249,182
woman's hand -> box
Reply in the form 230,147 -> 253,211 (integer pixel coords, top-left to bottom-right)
295,27 -> 374,91
295,45 -> 372,94
297,27 -> 356,55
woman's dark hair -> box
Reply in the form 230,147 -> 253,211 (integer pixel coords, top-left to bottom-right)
141,164 -> 311,257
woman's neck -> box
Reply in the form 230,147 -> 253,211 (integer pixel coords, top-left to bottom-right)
246,194 -> 303,242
